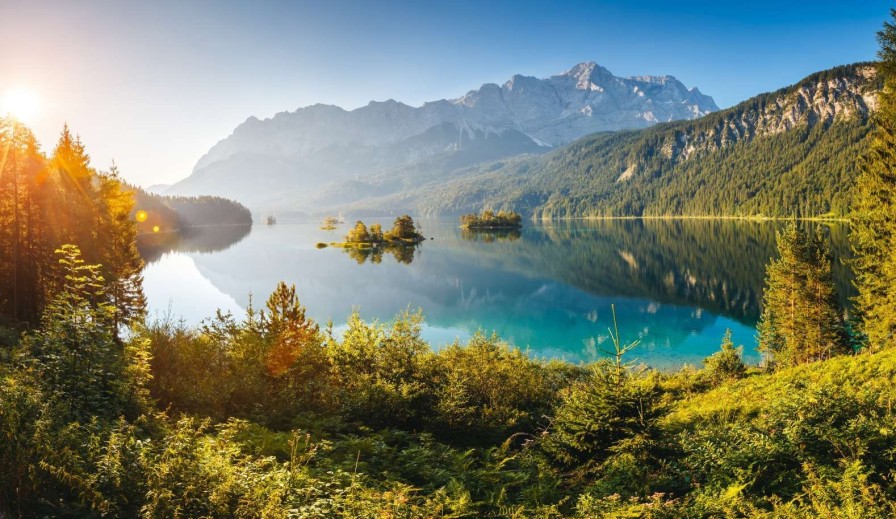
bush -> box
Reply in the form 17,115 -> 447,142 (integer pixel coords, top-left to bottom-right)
702,329 -> 746,385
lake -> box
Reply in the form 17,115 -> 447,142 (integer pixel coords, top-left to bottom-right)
140,218 -> 854,369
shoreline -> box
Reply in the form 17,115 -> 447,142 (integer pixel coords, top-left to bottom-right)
533,214 -> 851,223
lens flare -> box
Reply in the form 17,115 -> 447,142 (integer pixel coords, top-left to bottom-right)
152,225 -> 160,233
135,210 -> 148,222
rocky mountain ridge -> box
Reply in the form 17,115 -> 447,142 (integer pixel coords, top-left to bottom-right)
169,61 -> 718,208
339,63 -> 879,219
650,65 -> 877,168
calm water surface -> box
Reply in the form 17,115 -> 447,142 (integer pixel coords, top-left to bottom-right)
140,219 -> 853,368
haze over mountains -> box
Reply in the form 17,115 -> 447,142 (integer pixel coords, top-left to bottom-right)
366,63 -> 878,219
167,62 -> 718,210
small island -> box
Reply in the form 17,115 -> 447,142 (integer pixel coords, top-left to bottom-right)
327,214 -> 424,247
320,216 -> 340,230
326,215 -> 424,264
345,215 -> 424,244
460,209 -> 523,230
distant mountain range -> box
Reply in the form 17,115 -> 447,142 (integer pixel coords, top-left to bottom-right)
337,63 -> 880,219
167,62 -> 718,209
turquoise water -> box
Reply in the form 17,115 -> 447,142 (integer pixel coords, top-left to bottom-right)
140,219 -> 853,368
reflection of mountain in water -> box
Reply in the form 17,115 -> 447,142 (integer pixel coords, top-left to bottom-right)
148,219 -> 858,365
182,224 -> 738,365
448,219 -> 852,325
138,225 -> 252,264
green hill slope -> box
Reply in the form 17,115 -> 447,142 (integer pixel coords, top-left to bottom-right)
378,63 -> 879,218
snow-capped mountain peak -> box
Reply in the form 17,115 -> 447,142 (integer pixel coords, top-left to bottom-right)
174,61 -> 718,209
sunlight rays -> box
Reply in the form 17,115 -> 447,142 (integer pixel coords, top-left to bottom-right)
1,88 -> 41,124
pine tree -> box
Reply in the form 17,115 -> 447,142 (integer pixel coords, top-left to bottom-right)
345,221 -> 370,243
384,214 -> 422,242
852,9 -> 896,350
229,282 -> 332,424
24,245 -> 146,420
0,122 -> 145,328
95,164 -> 146,328
369,223 -> 384,243
758,225 -> 848,367
48,125 -> 96,259
0,117 -> 51,324
703,329 -> 746,384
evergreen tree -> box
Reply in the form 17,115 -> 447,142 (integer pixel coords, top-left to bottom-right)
345,221 -> 370,243
539,362 -> 666,492
384,214 -> 423,242
23,245 -> 148,420
96,164 -> 146,328
226,282 -> 332,424
0,118 -> 51,324
369,223 -> 384,243
852,9 -> 896,350
702,329 -> 746,384
758,225 -> 848,367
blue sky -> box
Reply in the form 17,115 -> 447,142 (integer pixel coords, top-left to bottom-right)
0,0 -> 890,186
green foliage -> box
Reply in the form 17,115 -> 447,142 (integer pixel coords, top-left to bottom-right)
426,333 -> 578,443
460,209 -> 523,229
147,283 -> 334,428
404,64 -> 875,219
852,10 -> 896,350
345,220 -> 371,243
0,372 -> 43,510
0,120 -> 146,326
539,362 -> 667,495
327,310 -> 431,429
384,214 -> 424,243
702,329 -> 747,385
774,462 -> 896,518
368,222 -> 384,242
23,245 -> 150,422
758,225 -> 848,368
669,349 -> 896,513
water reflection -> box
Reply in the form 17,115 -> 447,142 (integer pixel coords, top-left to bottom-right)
138,224 -> 251,263
141,219 -> 853,367
460,228 -> 522,242
458,219 -> 852,324
343,244 -> 419,264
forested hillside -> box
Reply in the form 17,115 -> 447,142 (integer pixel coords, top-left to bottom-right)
132,189 -> 252,234
361,63 -> 879,218
124,189 -> 252,263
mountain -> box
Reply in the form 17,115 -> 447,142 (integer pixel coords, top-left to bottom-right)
144,183 -> 171,195
168,62 -> 718,209
355,63 -> 879,219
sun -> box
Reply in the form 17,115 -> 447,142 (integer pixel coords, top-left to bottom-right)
2,88 -> 41,123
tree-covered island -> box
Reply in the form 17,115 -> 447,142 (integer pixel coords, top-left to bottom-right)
332,214 -> 425,248
460,209 -> 523,230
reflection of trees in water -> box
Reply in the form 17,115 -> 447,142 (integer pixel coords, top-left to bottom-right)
456,219 -> 853,325
343,244 -> 417,264
138,224 -> 252,264
460,228 -> 521,243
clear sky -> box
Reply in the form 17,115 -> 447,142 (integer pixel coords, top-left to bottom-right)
0,0 -> 890,187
